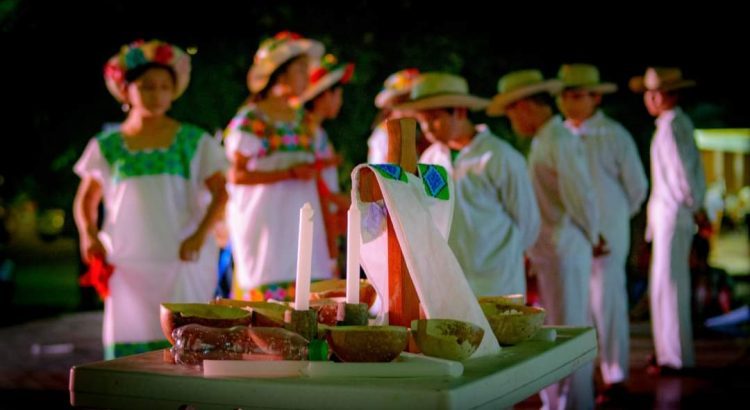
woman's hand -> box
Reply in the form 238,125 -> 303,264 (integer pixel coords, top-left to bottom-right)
318,155 -> 343,168
289,163 -> 318,180
592,234 -> 611,257
81,232 -> 107,264
179,231 -> 205,262
227,166 -> 245,184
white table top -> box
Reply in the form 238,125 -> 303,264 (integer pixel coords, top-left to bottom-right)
69,326 -> 596,410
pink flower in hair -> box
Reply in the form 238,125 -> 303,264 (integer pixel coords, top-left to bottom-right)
104,62 -> 124,84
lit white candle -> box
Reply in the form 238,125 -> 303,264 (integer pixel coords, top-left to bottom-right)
295,202 -> 314,311
346,203 -> 361,304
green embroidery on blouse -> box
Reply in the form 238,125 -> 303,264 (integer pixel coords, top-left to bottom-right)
97,124 -> 205,181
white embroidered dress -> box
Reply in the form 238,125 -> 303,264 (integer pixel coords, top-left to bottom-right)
224,104 -> 332,297
74,124 -> 227,358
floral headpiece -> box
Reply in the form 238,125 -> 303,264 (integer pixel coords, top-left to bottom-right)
298,53 -> 355,104
374,68 -> 420,108
247,31 -> 324,94
103,39 -> 191,102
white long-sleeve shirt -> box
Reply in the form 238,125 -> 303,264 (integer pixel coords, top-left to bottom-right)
367,123 -> 388,164
528,116 -> 599,259
420,126 -> 540,296
649,107 -> 706,213
565,110 -> 648,248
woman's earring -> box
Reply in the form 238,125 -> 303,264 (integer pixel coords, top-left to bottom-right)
121,103 -> 130,113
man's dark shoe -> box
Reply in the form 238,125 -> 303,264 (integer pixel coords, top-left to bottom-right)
596,382 -> 628,405
646,354 -> 689,376
652,365 -> 688,376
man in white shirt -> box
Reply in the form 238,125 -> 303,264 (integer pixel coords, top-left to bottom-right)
631,67 -> 705,374
558,64 -> 648,401
488,69 -> 601,410
369,68 -> 423,163
397,72 -> 540,297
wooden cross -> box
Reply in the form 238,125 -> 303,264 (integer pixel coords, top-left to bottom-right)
359,118 -> 422,332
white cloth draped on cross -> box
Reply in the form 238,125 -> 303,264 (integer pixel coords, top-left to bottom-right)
351,163 -> 501,358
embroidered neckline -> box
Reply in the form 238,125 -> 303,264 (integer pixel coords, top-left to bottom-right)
227,104 -> 314,157
97,124 -> 204,181
119,124 -> 184,154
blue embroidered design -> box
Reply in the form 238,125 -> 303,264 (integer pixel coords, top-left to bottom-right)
371,164 -> 406,182
418,164 -> 450,200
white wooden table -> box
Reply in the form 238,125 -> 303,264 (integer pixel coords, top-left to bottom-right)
69,326 -> 596,409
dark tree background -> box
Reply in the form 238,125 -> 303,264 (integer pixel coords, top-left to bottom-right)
1,0 -> 747,236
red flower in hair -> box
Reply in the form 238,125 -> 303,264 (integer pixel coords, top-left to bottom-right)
274,31 -> 302,40
154,44 -> 174,64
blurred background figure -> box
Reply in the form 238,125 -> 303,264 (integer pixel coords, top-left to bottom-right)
557,63 -> 648,403
403,72 -> 540,298
489,69 -> 598,410
368,68 -> 428,163
691,234 -> 735,321
73,39 -> 228,358
224,32 -> 333,302
631,67 -> 705,374
300,53 -> 356,275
